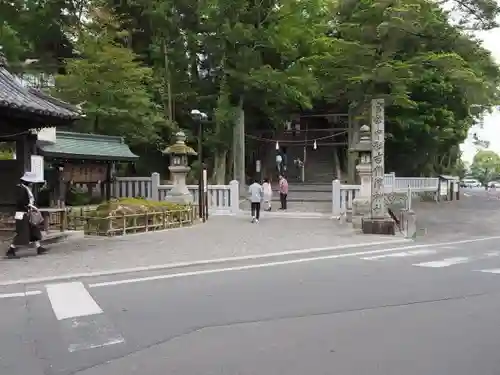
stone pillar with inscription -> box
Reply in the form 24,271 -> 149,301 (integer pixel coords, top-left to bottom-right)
362,99 -> 395,235
349,124 -> 372,229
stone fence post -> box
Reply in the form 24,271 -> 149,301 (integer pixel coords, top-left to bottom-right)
389,172 -> 396,193
151,172 -> 160,201
332,179 -> 341,217
229,180 -> 240,214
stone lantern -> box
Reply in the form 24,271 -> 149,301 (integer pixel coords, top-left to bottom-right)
349,124 -> 372,229
162,131 -> 197,204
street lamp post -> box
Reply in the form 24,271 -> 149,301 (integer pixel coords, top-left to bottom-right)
190,109 -> 208,221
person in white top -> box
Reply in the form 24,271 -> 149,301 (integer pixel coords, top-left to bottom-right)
262,178 -> 273,211
248,178 -> 264,223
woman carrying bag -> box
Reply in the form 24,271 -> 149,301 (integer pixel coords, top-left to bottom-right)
5,171 -> 48,259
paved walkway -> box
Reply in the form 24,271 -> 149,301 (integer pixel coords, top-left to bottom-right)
0,190 -> 493,284
0,215 -> 405,284
412,189 -> 500,240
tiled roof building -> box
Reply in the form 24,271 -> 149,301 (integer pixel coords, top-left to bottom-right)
0,53 -> 81,122
0,51 -> 83,210
38,131 -> 138,162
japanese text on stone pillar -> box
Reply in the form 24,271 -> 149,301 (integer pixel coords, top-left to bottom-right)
371,99 -> 385,217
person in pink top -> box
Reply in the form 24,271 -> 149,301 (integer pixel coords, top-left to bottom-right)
278,175 -> 288,210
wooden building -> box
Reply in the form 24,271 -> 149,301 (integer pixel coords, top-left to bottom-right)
0,53 -> 81,211
37,131 -> 139,204
249,103 -> 352,183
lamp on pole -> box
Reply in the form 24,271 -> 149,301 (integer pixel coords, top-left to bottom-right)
190,109 -> 208,221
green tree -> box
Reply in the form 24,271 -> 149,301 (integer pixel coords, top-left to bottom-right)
120,0 -> 330,182
11,0 -> 498,181
470,150 -> 500,184
307,0 -> 500,176
0,0 -> 86,63
0,22 -> 28,63
53,17 -> 169,149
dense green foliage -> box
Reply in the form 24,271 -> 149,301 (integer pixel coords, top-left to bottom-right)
470,150 -> 500,184
1,0 -> 499,179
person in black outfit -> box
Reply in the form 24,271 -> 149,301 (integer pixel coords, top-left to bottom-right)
6,172 -> 47,259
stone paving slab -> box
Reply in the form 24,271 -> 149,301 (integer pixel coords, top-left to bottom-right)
0,216 -> 405,285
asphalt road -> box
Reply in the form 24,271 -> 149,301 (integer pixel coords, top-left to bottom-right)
2,233 -> 500,375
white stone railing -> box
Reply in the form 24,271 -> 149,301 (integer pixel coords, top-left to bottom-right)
393,177 -> 439,191
332,174 -> 439,217
382,173 -> 439,193
384,172 -> 396,187
332,183 -> 360,217
110,173 -> 239,214
111,176 -> 153,198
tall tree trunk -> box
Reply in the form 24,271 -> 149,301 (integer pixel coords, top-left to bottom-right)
212,150 -> 227,184
232,97 -> 245,192
212,105 -> 227,184
162,40 -> 173,122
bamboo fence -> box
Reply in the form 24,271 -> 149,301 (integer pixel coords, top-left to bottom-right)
68,206 -> 197,236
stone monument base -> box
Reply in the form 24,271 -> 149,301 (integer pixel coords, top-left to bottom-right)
351,197 -> 370,229
164,192 -> 193,205
362,217 -> 395,235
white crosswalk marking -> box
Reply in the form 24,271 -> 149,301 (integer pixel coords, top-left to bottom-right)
477,269 -> 500,274
45,281 -> 125,352
356,244 -> 500,276
361,249 -> 436,260
46,282 -> 103,320
413,257 -> 471,268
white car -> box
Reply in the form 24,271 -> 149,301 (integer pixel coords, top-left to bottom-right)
488,181 -> 500,188
461,179 -> 481,188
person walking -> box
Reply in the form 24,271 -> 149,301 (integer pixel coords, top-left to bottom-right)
275,152 -> 283,175
248,178 -> 263,223
5,171 -> 47,259
279,175 -> 288,210
262,178 -> 273,211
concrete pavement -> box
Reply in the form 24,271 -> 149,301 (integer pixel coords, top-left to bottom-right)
0,215 -> 408,285
2,236 -> 500,374
413,187 -> 500,240
1,191 -> 500,374
1,187 -> 498,285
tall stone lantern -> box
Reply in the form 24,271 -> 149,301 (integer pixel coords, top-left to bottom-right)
349,124 -> 372,229
162,131 -> 197,204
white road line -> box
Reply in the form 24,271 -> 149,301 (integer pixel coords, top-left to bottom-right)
413,257 -> 471,268
68,337 -> 125,353
2,235 -> 500,291
477,269 -> 500,274
360,249 -> 436,260
0,291 -> 42,299
46,282 -> 103,320
89,237 -> 500,288
0,239 -> 411,287
485,251 -> 500,257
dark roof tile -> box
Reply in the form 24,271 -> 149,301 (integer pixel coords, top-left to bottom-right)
38,131 -> 139,161
0,66 -> 82,120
